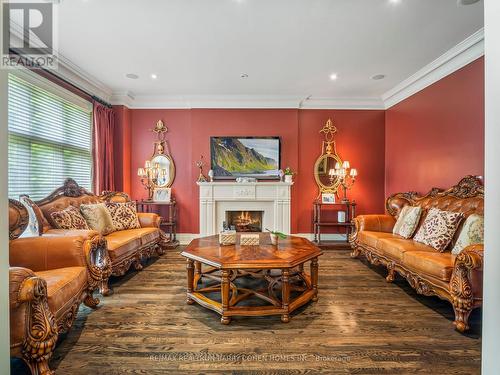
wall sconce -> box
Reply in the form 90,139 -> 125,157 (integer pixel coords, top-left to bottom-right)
333,160 -> 358,203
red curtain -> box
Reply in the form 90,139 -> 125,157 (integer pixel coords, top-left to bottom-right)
92,102 -> 115,194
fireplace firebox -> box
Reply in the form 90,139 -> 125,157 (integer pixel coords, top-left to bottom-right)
225,211 -> 263,232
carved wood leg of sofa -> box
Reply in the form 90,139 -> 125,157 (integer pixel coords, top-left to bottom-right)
133,259 -> 143,271
453,305 -> 473,333
386,263 -> 396,283
350,247 -> 361,258
83,291 -> 100,308
21,278 -> 59,375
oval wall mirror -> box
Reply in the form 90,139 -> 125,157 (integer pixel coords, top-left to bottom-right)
314,153 -> 342,193
151,154 -> 175,187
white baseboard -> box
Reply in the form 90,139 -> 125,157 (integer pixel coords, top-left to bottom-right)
177,233 -> 346,245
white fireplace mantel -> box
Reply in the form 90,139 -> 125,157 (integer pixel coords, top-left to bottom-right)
197,181 -> 293,236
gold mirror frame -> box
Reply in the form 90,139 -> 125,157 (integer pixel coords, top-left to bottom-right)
314,119 -> 342,195
151,120 -> 176,188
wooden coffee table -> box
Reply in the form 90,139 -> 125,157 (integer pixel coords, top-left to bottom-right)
181,234 -> 323,324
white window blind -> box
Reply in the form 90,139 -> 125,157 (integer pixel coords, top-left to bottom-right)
8,73 -> 93,200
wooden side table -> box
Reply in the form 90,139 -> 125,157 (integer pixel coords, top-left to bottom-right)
137,199 -> 179,249
313,200 -> 356,246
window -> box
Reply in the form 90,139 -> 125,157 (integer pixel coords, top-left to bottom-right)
8,72 -> 93,200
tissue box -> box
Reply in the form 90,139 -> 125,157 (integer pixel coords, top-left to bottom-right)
239,234 -> 260,246
219,230 -> 236,246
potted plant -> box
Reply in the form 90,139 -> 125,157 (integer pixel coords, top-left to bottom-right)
284,167 -> 295,183
266,228 -> 287,246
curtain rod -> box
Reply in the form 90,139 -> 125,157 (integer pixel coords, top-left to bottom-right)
8,48 -> 113,109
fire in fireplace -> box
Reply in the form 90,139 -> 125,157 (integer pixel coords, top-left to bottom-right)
225,210 -> 263,232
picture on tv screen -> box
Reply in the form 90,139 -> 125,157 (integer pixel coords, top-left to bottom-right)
210,136 -> 281,179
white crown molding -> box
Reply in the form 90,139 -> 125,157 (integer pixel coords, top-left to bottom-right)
109,91 -> 135,107
110,94 -> 385,110
382,28 -> 484,109
300,97 -> 385,110
117,94 -> 305,109
54,55 -> 113,102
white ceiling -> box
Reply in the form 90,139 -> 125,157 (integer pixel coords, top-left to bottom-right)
56,0 -> 484,106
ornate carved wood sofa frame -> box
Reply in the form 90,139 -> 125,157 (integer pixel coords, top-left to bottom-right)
350,176 -> 483,332
9,198 -> 109,375
25,179 -> 168,295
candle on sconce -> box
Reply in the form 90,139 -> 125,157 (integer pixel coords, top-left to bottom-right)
342,160 -> 350,169
145,160 -> 151,169
137,168 -> 145,177
350,168 -> 358,177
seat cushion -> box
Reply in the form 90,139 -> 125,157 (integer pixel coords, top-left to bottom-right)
105,230 -> 142,261
402,251 -> 455,281
358,231 -> 396,248
133,227 -> 160,246
34,266 -> 87,318
377,238 -> 436,262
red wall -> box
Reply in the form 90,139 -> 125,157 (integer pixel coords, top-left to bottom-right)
114,59 -> 484,233
385,57 -> 484,196
298,110 -> 386,232
121,108 -> 386,233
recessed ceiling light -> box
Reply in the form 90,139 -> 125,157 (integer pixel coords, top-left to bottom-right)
371,74 -> 386,80
389,0 -> 401,4
125,73 -> 139,79
240,73 -> 249,78
329,73 -> 338,81
151,73 -> 158,79
457,0 -> 480,5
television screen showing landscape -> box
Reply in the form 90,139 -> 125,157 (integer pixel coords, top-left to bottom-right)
210,137 -> 281,179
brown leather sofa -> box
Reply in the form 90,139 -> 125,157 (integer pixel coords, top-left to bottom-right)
25,178 -> 167,295
9,198 -> 109,375
350,176 -> 483,332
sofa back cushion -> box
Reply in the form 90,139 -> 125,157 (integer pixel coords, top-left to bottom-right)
80,203 -> 116,235
393,205 -> 422,239
451,214 -> 484,255
413,208 -> 463,252
105,202 -> 141,231
50,205 -> 90,230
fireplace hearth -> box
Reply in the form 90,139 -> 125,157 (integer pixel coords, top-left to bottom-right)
226,210 -> 263,232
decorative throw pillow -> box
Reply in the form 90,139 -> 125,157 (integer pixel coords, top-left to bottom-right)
50,205 -> 90,230
393,205 -> 422,239
413,208 -> 463,252
105,201 -> 141,231
451,214 -> 484,255
80,203 -> 116,235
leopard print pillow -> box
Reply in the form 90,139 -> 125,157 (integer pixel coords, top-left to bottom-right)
105,201 -> 141,231
413,208 -> 463,252
50,205 -> 90,230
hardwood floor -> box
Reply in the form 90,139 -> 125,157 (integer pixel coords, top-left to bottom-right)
13,247 -> 481,374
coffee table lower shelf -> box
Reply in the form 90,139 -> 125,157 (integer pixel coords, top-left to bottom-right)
185,260 -> 319,324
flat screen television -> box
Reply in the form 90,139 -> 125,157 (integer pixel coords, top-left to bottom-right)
210,136 -> 281,180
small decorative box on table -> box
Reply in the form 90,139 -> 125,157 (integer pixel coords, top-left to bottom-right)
137,199 -> 179,248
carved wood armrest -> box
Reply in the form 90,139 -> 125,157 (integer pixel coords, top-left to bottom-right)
83,234 -> 112,301
9,267 -> 58,372
450,244 -> 483,332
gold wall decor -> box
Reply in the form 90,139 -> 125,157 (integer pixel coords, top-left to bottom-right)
137,120 -> 176,200
314,119 -> 343,196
